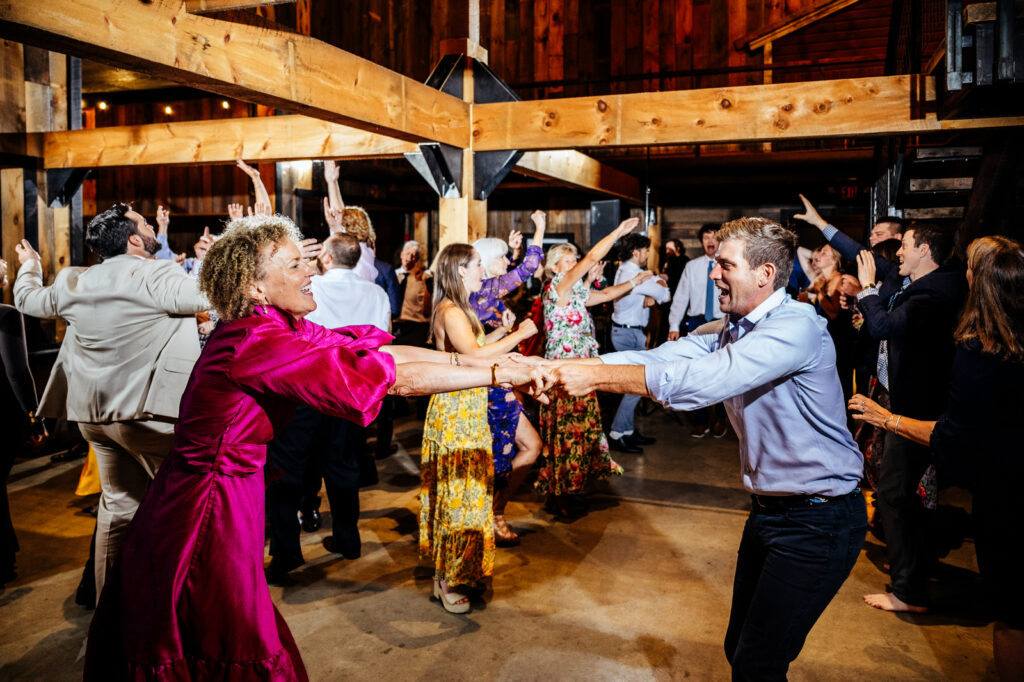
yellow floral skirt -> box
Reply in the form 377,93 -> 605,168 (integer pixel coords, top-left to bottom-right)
419,387 -> 495,586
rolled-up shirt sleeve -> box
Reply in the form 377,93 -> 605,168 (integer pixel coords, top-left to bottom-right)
611,316 -> 820,410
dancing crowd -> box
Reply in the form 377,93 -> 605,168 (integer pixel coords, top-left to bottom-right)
0,159 -> 1021,681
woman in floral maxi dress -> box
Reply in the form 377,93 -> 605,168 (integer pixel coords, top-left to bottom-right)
537,217 -> 653,516
420,243 -> 537,614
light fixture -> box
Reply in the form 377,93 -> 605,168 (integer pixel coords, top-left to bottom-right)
97,101 -> 108,110
164,105 -> 173,115
221,100 -> 230,109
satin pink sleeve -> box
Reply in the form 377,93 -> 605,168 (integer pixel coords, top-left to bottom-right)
229,322 -> 397,427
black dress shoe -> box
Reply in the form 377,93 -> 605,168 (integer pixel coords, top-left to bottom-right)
626,431 -> 656,446
374,442 -> 399,460
266,556 -> 302,586
608,435 -> 642,453
322,535 -> 361,560
300,509 -> 321,533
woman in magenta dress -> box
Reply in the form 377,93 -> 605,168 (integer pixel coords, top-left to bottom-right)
85,215 -> 547,681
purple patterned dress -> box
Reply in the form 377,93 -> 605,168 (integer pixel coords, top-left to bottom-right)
470,245 -> 543,477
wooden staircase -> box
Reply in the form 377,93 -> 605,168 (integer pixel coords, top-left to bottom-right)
894,146 -> 983,222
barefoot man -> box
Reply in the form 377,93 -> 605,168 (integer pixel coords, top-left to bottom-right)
550,217 -> 867,681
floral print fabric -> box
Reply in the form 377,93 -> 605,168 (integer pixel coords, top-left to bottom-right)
536,272 -> 622,495
419,333 -> 494,586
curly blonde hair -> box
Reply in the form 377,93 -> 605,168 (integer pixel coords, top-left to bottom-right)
340,206 -> 375,243
198,214 -> 302,321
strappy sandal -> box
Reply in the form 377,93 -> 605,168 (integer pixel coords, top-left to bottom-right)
432,576 -> 471,614
494,514 -> 520,547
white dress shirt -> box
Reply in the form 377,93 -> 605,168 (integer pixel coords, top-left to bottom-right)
353,243 -> 379,283
611,260 -> 671,327
667,254 -> 722,331
306,267 -> 391,332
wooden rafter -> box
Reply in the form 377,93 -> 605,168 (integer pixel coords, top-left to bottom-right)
736,0 -> 862,51
0,0 -> 469,146
471,75 -> 1024,152
42,116 -> 644,203
43,115 -> 418,167
185,0 -> 299,15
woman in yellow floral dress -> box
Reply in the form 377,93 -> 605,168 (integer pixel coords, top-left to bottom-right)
420,243 -> 538,613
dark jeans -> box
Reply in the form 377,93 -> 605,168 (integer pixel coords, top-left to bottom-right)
267,406 -> 372,566
725,492 -> 867,681
875,431 -> 932,606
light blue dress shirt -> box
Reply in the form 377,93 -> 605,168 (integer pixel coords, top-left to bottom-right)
601,288 -> 862,496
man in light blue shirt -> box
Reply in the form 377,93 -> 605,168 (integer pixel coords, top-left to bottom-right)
550,217 -> 866,681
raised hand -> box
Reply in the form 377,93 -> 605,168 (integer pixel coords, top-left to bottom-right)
586,261 -> 605,284
194,227 -> 214,261
174,252 -> 187,266
227,203 -> 244,221
299,238 -> 322,261
323,159 -> 340,184
323,197 -> 344,233
156,205 -> 170,234
616,216 -> 641,235
235,158 -> 260,180
15,239 -> 41,265
508,229 -> 523,251
517,318 -> 538,338
500,308 -> 516,330
794,194 -> 828,230
856,250 -> 876,288
0,258 -> 7,288
252,201 -> 272,217
530,209 -> 546,230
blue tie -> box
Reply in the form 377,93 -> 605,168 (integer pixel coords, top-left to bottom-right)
704,259 -> 715,322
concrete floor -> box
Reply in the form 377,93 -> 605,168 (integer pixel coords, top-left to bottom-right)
1,407 -> 997,681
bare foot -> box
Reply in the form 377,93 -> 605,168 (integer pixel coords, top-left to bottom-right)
439,579 -> 469,607
863,592 -> 928,613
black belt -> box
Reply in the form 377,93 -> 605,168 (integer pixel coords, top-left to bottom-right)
751,489 -> 860,512
612,321 -> 646,330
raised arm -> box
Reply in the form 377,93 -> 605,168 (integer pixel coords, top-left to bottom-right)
530,209 -> 547,248
324,159 -> 345,211
12,240 -> 61,319
555,216 -> 641,303
236,159 -> 272,209
438,304 -> 537,357
795,194 -> 895,281
586,269 -> 654,306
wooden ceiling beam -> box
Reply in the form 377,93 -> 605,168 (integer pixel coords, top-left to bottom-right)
185,0 -> 299,15
516,150 -> 643,203
43,115 -> 418,167
42,115 -> 643,202
471,75 -> 1024,152
0,0 -> 469,146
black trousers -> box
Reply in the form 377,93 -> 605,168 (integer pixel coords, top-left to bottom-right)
267,406 -> 374,566
875,431 -> 933,606
725,493 -> 867,681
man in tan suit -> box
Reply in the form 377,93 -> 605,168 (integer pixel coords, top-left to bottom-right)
14,203 -> 209,601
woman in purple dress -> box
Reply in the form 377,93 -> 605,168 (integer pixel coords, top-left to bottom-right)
84,215 -> 548,681
470,211 -> 546,545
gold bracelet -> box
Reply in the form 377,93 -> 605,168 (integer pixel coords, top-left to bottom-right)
894,415 -> 903,436
450,352 -> 461,367
490,363 -> 499,386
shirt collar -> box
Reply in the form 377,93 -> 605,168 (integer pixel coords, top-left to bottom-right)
728,287 -> 787,335
319,267 -> 359,281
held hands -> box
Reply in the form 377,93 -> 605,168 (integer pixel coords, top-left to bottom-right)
15,239 -> 41,265
856,250 -> 876,289
500,308 -> 516,330
586,261 -> 605,284
848,394 -> 890,428
323,197 -> 344,233
549,363 -> 599,397
793,194 -> 828,230
495,365 -> 556,405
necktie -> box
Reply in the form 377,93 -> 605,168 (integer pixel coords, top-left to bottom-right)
875,277 -> 910,391
704,259 -> 716,322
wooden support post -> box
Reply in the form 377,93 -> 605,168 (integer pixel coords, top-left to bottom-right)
413,211 -> 430,255
2,168 -> 24,305
437,1 -> 487,249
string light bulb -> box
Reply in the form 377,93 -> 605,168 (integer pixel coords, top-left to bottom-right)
97,101 -> 108,110
164,105 -> 173,115
221,100 -> 230,109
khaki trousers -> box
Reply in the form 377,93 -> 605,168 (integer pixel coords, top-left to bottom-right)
78,420 -> 175,605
